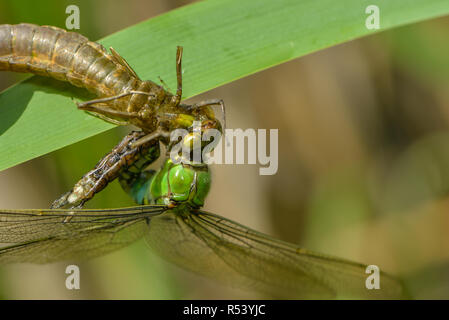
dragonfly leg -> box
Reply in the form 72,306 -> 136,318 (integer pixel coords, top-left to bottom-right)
76,91 -> 156,122
170,46 -> 183,107
189,99 -> 227,133
191,99 -> 225,109
77,102 -> 139,121
84,108 -> 130,126
51,131 -> 160,209
77,91 -> 155,108
131,128 -> 171,148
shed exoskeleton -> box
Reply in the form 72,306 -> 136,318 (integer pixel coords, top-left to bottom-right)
0,23 -> 224,208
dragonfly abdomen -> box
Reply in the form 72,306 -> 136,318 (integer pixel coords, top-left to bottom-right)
51,131 -> 160,209
0,23 -> 170,113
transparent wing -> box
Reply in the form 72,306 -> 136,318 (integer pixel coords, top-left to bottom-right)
0,206 -> 166,264
145,210 -> 406,299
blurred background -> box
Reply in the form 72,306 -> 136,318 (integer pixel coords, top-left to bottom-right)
0,0 -> 449,299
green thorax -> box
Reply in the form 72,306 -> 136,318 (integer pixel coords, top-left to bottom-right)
128,159 -> 211,210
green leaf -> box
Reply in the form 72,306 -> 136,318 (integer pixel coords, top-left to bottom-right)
1,0 -> 448,171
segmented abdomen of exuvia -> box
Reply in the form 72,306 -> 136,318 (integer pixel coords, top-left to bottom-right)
0,23 -> 168,112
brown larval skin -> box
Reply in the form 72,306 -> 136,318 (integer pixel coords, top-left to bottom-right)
0,23 -> 223,208
0,23 -> 220,134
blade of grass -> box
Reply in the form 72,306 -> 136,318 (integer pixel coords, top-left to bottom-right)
0,0 -> 448,171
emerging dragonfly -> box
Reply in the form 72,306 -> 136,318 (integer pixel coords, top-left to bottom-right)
0,23 -> 406,299
0,142 -> 406,299
0,23 -> 224,208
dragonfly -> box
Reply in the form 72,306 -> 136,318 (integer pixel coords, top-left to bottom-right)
0,23 -> 224,208
0,146 -> 407,299
0,23 -> 406,299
